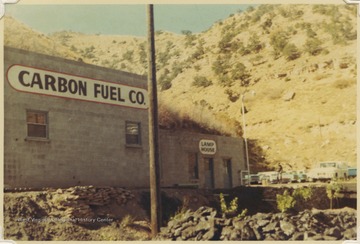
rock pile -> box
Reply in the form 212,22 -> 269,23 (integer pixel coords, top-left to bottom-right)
157,206 -> 356,241
51,186 -> 134,221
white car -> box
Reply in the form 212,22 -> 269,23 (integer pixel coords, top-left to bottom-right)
307,161 -> 348,182
258,171 -> 279,184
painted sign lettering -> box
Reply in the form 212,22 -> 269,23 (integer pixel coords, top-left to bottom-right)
199,139 -> 217,155
6,65 -> 148,109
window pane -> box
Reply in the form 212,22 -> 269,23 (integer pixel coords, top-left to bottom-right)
126,122 -> 140,145
27,112 -> 46,124
126,123 -> 139,134
28,124 -> 47,138
126,134 -> 139,145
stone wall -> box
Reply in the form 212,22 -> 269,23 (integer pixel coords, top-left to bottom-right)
157,206 -> 357,241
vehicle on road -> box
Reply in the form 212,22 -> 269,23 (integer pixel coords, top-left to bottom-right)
307,161 -> 348,182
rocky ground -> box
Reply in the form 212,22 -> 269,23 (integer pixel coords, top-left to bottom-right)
157,206 -> 357,241
3,185 -> 357,241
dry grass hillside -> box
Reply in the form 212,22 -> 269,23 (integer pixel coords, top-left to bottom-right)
4,4 -> 357,172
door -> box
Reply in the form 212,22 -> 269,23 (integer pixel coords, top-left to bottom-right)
204,158 -> 215,189
223,159 -> 233,188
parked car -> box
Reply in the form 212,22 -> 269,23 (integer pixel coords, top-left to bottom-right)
348,167 -> 357,178
244,174 -> 261,184
258,171 -> 279,184
307,161 -> 348,181
280,172 -> 293,183
295,170 -> 308,182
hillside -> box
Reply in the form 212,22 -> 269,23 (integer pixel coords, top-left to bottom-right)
4,4 -> 357,171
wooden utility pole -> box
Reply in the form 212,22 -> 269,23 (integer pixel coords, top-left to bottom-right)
147,4 -> 161,237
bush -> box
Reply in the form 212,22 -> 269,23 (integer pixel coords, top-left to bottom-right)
192,76 -> 212,88
217,74 -> 232,87
218,32 -> 236,53
122,50 -> 134,62
231,63 -> 250,83
238,42 -> 251,56
270,31 -> 289,59
82,45 -> 96,59
225,89 -> 240,102
277,187 -> 314,213
293,187 -> 313,201
120,215 -> 135,228
276,190 -> 296,213
158,76 -> 172,91
184,31 -> 197,48
326,182 -> 342,209
219,193 -> 248,218
248,33 -> 263,53
282,43 -> 301,60
303,38 -> 323,56
212,55 -> 230,76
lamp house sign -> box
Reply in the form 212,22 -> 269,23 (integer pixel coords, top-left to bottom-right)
199,139 -> 217,155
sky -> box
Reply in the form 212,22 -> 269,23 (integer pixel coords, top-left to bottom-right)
5,4 -> 255,36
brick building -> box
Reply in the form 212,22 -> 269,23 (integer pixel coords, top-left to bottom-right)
4,47 -> 247,189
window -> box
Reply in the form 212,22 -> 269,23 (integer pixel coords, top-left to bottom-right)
125,121 -> 141,145
26,110 -> 48,139
188,153 -> 199,180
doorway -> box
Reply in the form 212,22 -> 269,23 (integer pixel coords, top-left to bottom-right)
223,159 -> 233,188
204,158 -> 215,189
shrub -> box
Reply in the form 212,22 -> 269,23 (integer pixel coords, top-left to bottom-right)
157,51 -> 170,66
303,38 -> 323,56
326,182 -> 342,209
231,63 -> 250,83
218,74 -> 233,87
120,215 -> 135,228
219,193 -> 248,218
306,27 -> 317,38
218,32 -> 236,53
270,31 -> 289,59
192,76 -> 212,88
184,31 -> 197,48
212,55 -> 230,76
122,50 -> 134,62
276,190 -> 296,213
138,42 -> 147,67
248,33 -> 263,53
225,89 -> 240,102
158,75 -> 172,91
293,187 -> 313,201
238,42 -> 251,56
82,45 -> 96,59
282,43 -> 301,60
277,187 -> 315,213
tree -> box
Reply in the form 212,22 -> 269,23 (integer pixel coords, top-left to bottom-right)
231,62 -> 250,84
